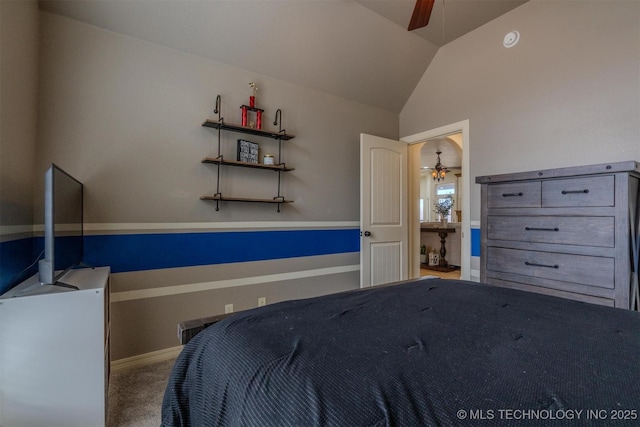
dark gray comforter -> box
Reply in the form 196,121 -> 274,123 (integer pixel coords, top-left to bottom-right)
162,279 -> 640,426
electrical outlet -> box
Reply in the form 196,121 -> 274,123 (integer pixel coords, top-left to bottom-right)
258,297 -> 266,307
225,304 -> 234,314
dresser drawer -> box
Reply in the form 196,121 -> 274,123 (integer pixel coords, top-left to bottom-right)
487,215 -> 614,247
542,175 -> 614,207
487,181 -> 541,208
485,278 -> 615,307
487,247 -> 614,289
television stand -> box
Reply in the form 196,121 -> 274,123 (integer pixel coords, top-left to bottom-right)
11,278 -> 80,297
51,282 -> 80,291
52,280 -> 80,290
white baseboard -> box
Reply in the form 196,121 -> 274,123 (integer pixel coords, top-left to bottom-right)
110,345 -> 183,372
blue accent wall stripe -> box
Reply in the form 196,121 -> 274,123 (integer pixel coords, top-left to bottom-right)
83,229 -> 360,273
4,227 -> 478,291
0,237 -> 36,295
471,228 -> 481,257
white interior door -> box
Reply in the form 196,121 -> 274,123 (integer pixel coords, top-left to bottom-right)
360,133 -> 408,287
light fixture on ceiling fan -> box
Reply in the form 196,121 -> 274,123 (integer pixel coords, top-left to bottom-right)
408,0 -> 436,31
432,151 -> 447,181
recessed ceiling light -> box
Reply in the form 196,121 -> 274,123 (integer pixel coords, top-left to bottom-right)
503,31 -> 520,48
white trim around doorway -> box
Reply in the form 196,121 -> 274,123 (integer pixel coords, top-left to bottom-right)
401,120 -> 471,281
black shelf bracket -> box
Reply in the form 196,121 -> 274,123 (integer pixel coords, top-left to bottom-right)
213,95 -> 223,122
214,192 -> 222,211
273,109 -> 285,134
273,195 -> 285,213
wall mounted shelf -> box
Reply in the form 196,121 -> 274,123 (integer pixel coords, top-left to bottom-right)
202,157 -> 295,172
201,95 -> 295,212
202,119 -> 295,141
200,194 -> 293,205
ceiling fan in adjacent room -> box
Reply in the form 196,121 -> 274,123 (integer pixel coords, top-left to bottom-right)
408,0 -> 436,31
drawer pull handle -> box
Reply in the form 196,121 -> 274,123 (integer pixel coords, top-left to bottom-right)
525,261 -> 559,269
525,227 -> 560,232
561,189 -> 589,195
502,192 -> 524,197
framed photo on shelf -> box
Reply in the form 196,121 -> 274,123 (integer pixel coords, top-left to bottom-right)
237,139 -> 259,164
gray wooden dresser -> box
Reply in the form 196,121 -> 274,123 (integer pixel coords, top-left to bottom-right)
476,161 -> 640,310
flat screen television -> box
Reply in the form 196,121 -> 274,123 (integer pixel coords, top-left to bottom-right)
37,164 -> 84,289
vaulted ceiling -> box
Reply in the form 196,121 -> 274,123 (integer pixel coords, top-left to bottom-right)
355,0 -> 527,47
39,1 -> 527,114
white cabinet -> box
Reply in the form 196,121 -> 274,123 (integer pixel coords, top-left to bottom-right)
0,267 -> 110,427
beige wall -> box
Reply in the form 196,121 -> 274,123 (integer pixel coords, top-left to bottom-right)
0,0 -> 39,236
36,12 -> 397,223
110,253 -> 359,360
401,0 -> 640,222
34,12 -> 398,359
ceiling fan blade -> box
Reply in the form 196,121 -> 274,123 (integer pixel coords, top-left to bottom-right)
408,0 -> 435,31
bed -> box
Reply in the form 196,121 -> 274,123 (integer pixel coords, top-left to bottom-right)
161,278 -> 640,426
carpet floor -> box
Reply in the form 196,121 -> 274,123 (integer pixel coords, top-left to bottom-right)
107,358 -> 176,427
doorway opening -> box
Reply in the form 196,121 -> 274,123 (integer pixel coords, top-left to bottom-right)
418,136 -> 462,279
401,120 -> 470,281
